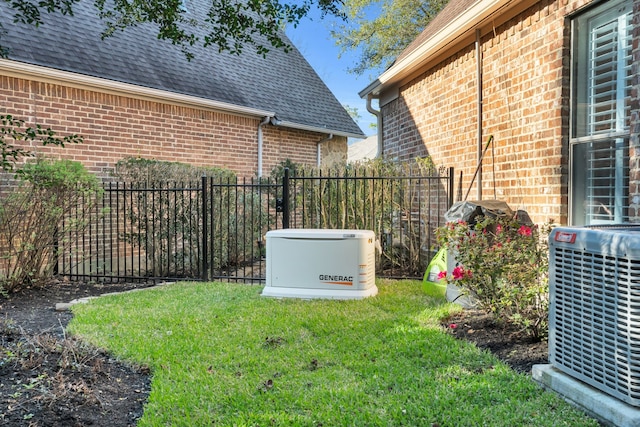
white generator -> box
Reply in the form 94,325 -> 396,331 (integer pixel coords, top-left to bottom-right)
262,229 -> 377,299
549,225 -> 640,406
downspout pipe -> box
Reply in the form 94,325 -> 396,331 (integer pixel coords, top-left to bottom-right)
257,116 -> 271,178
476,29 -> 483,200
316,134 -> 334,167
366,93 -> 383,158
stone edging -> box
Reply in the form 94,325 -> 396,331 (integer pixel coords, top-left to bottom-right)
55,282 -> 176,312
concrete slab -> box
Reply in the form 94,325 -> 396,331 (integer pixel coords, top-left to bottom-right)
532,364 -> 640,427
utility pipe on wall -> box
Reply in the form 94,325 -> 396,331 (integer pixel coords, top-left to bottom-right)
367,94 -> 383,158
476,29 -> 484,200
316,134 -> 334,167
257,116 -> 271,178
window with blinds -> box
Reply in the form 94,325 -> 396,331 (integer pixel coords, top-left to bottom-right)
570,0 -> 633,225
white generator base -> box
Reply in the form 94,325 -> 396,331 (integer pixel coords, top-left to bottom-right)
262,284 -> 378,300
262,229 -> 377,300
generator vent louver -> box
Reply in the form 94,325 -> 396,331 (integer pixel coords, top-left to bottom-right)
549,226 -> 640,406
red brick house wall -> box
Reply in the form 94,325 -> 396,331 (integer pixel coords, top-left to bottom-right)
0,75 -> 346,180
379,0 -> 631,225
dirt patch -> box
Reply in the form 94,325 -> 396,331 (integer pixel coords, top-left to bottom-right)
0,281 -> 548,426
0,281 -> 153,426
442,309 -> 548,374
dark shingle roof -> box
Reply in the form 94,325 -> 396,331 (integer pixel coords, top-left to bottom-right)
0,0 -> 364,137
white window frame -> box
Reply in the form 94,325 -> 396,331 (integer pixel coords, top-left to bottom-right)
569,0 -> 633,226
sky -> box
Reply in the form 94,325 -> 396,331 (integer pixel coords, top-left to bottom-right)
285,10 -> 379,137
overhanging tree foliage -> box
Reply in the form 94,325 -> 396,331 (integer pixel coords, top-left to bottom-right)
1,0 -> 345,59
331,0 -> 449,75
0,115 -> 82,173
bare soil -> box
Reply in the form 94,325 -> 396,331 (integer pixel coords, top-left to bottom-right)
0,281 -> 153,427
441,309 -> 548,374
0,281 -> 548,426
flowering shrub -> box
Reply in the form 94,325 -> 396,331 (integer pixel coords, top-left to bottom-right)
436,216 -> 552,340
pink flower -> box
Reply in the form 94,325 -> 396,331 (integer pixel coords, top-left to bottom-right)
518,225 -> 532,236
496,224 -> 503,234
437,270 -> 447,280
452,266 -> 466,280
449,323 -> 458,329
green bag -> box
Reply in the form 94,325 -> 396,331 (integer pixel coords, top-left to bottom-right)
422,247 -> 448,297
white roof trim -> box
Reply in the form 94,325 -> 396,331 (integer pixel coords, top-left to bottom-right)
277,120 -> 365,140
0,59 -> 276,118
362,0 -> 512,96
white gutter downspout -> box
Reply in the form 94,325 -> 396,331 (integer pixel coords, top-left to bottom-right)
257,116 -> 271,178
367,94 -> 383,158
316,134 -> 334,167
476,29 -> 483,200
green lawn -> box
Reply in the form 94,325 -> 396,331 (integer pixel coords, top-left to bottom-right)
68,279 -> 597,426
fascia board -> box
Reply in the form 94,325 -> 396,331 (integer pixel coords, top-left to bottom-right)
358,79 -> 383,99
0,59 -> 276,118
277,120 -> 366,139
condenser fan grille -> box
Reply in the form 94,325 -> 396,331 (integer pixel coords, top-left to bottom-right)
550,233 -> 640,407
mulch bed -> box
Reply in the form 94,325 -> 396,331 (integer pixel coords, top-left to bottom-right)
442,309 -> 548,374
0,281 -> 153,427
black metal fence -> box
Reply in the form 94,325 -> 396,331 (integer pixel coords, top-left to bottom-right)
55,168 -> 454,283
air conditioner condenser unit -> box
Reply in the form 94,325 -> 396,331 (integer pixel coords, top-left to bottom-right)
549,225 -> 640,406
262,229 -> 377,299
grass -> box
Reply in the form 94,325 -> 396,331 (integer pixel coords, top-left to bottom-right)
68,279 -> 598,426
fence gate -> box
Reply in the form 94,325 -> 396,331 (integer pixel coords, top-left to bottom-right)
55,167 -> 454,284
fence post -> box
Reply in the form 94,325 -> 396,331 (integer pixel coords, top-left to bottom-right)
201,175 -> 209,281
53,226 -> 59,276
282,168 -> 290,229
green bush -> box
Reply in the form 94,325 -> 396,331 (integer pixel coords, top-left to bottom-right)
17,157 -> 100,192
0,158 -> 101,292
113,157 -> 235,183
436,216 -> 552,339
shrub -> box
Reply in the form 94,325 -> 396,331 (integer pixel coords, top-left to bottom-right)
113,157 -> 235,183
0,158 -> 101,292
436,215 -> 552,339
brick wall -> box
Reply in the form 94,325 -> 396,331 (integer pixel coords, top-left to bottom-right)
0,75 -> 345,180
380,0 -> 600,225
383,45 -> 478,165
261,126 -> 347,173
